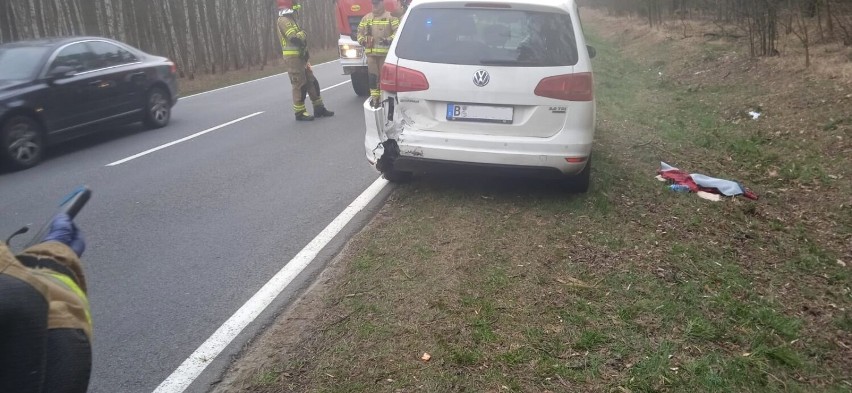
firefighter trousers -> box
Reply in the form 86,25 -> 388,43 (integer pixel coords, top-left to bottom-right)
285,57 -> 323,113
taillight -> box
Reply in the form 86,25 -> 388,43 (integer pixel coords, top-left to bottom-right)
167,60 -> 177,74
534,72 -> 593,101
380,63 -> 429,93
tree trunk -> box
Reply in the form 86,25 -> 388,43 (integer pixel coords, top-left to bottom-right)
160,0 -> 185,76
180,0 -> 196,79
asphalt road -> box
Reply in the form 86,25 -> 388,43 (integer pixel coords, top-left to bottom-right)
0,61 -> 388,393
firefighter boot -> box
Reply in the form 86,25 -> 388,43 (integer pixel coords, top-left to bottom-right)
295,111 -> 315,121
370,96 -> 382,108
314,105 -> 335,118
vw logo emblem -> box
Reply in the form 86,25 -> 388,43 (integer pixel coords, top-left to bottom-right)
473,69 -> 490,87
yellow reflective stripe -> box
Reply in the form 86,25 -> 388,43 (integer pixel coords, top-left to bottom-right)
371,21 -> 391,25
282,50 -> 301,56
391,20 -> 400,26
45,272 -> 91,325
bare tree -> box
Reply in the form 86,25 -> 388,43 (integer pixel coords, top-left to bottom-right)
0,0 -> 335,78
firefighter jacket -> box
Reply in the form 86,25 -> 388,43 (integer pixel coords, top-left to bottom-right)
357,10 -> 400,56
276,14 -> 308,59
0,242 -> 91,341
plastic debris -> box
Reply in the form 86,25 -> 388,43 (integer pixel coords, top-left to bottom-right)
748,111 -> 761,120
421,352 -> 432,362
658,161 -> 758,200
696,191 -> 722,202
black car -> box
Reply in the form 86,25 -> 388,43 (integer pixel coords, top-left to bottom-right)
0,36 -> 178,170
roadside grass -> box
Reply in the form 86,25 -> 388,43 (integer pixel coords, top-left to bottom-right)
238,11 -> 851,393
177,48 -> 340,97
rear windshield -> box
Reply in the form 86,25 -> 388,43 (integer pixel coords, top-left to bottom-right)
396,7 -> 578,67
0,46 -> 50,80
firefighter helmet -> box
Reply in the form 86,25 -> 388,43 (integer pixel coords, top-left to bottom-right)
277,0 -> 301,14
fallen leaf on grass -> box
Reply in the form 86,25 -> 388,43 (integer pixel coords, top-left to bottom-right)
837,259 -> 846,267
421,353 -> 432,362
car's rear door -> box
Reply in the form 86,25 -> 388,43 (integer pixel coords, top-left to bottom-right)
86,40 -> 146,117
388,3 -> 588,138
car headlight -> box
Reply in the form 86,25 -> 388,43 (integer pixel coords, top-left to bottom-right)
339,44 -> 363,59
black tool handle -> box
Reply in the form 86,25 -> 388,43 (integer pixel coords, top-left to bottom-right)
25,187 -> 91,248
61,187 -> 91,220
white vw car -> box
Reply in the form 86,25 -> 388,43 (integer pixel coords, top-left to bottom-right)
364,0 -> 596,191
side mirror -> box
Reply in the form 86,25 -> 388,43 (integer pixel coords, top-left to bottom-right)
47,66 -> 76,83
587,45 -> 597,59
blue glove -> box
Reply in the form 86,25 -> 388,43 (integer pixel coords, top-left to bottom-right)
43,214 -> 86,257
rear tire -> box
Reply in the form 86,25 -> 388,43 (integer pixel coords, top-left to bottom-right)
1,115 -> 44,170
351,72 -> 370,97
564,157 -> 591,193
143,87 -> 171,129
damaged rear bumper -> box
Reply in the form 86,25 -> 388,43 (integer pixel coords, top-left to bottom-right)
363,99 -> 592,177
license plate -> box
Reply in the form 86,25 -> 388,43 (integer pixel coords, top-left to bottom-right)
447,104 -> 513,124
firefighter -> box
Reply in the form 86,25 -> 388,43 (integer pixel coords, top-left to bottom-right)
276,0 -> 334,121
0,214 -> 91,393
357,0 -> 400,108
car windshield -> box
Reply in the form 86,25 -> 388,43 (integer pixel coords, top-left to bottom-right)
396,8 -> 579,67
0,46 -> 50,80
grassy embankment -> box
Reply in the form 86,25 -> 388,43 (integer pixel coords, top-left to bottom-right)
228,11 -> 850,393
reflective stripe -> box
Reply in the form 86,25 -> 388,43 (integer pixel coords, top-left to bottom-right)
45,272 -> 91,325
278,16 -> 305,57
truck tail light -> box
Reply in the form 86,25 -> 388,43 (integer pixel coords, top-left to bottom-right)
380,63 -> 429,93
534,72 -> 593,101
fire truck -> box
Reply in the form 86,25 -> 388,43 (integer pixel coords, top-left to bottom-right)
335,0 -> 405,96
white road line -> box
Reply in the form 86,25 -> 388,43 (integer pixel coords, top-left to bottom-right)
152,176 -> 389,393
105,112 -> 263,166
108,79 -> 350,167
320,80 -> 350,92
181,59 -> 340,100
